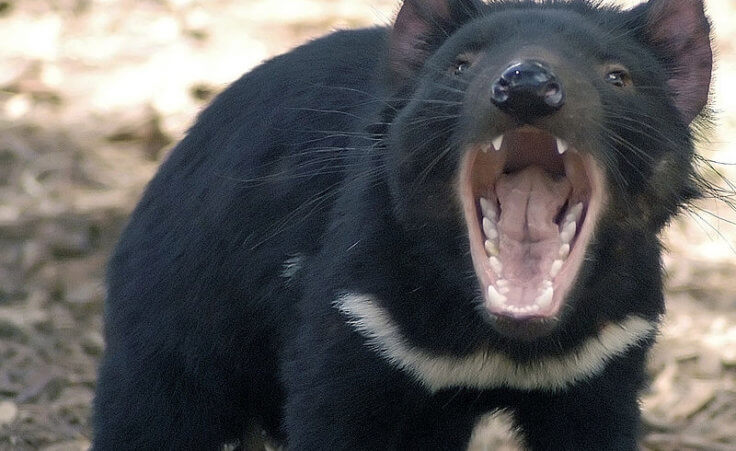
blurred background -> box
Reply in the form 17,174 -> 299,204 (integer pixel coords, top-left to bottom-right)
0,0 -> 734,450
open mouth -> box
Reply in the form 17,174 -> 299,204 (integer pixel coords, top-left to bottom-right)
459,127 -> 606,320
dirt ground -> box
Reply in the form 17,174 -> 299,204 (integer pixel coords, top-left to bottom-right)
0,1 -> 734,450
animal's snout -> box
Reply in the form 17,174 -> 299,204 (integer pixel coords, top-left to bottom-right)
491,60 -> 565,121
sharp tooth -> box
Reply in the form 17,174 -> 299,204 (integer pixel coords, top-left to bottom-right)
484,240 -> 498,256
543,280 -> 552,289
536,287 -> 554,309
559,243 -> 570,259
481,143 -> 492,153
556,138 -> 569,155
480,197 -> 497,219
482,218 -> 498,240
550,260 -> 563,278
488,285 -> 507,307
489,256 -> 503,274
560,221 -> 576,244
492,134 -> 504,151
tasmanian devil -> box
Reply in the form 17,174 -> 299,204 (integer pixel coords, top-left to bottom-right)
92,0 -> 714,449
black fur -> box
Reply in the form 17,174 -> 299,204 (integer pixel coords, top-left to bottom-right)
93,1 -> 713,449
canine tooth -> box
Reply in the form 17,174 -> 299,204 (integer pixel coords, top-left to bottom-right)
492,134 -> 504,151
536,287 -> 554,309
483,217 -> 498,240
488,285 -> 507,307
560,221 -> 576,244
550,260 -> 563,278
559,243 -> 570,259
556,138 -> 569,155
489,256 -> 503,274
484,240 -> 498,256
480,197 -> 497,219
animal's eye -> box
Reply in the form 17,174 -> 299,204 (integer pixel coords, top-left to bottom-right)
605,69 -> 632,88
451,52 -> 479,77
454,60 -> 471,76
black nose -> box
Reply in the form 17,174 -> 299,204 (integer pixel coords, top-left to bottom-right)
491,60 -> 565,121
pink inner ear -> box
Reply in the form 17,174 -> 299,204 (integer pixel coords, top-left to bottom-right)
647,0 -> 713,123
389,0 -> 451,83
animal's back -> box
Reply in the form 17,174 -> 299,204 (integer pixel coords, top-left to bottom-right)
94,27 -> 386,450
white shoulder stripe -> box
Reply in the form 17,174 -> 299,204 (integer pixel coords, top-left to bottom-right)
334,292 -> 657,392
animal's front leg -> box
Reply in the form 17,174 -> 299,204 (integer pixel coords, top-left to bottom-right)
281,312 -> 418,450
511,352 -> 647,451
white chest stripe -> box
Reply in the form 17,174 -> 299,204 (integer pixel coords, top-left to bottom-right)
334,293 -> 657,392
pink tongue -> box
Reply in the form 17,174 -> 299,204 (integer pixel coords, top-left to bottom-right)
495,167 -> 571,300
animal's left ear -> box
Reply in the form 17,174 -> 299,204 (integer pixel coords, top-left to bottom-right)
640,0 -> 713,124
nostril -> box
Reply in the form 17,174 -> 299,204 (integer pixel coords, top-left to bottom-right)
545,82 -> 560,96
544,82 -> 565,107
492,84 -> 510,104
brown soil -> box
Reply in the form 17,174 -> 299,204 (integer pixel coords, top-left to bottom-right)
0,1 -> 734,450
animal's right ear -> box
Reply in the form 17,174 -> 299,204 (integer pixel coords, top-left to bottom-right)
388,0 -> 478,85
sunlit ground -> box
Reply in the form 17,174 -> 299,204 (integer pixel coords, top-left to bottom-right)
0,1 -> 734,449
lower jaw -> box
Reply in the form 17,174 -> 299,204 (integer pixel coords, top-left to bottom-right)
458,140 -> 607,329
